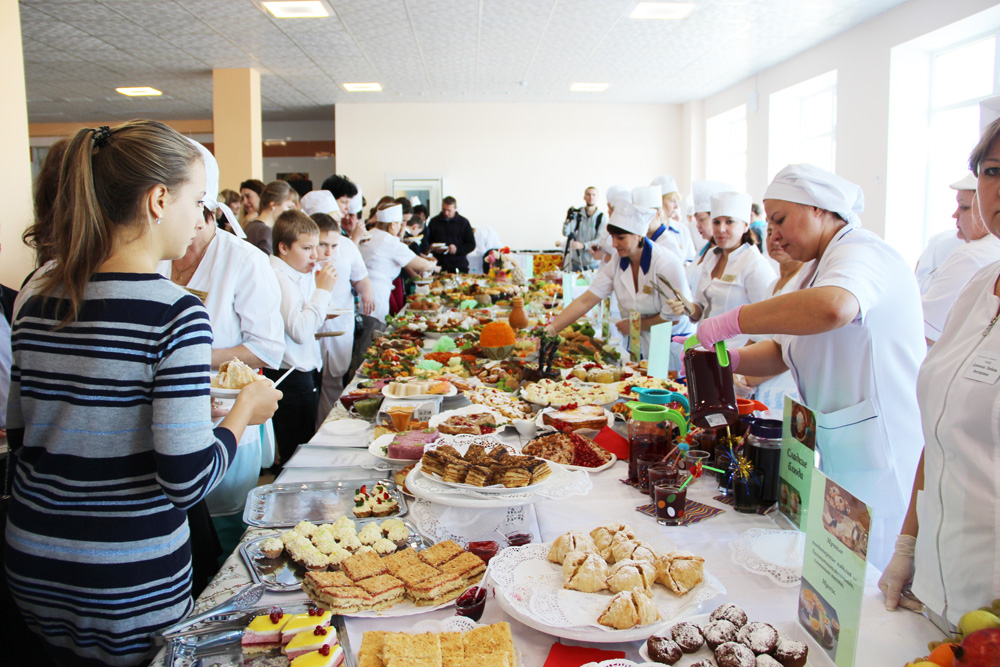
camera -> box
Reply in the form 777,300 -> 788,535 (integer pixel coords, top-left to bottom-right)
565,206 -> 583,223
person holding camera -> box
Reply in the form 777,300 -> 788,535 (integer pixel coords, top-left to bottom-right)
562,186 -> 605,271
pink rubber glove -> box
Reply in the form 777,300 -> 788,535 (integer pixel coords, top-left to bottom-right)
696,305 -> 743,347
728,347 -> 741,372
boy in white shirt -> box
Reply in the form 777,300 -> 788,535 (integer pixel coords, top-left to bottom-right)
266,210 -> 338,467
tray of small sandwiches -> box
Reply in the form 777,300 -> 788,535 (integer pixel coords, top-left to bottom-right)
241,517 -> 432,591
243,479 -> 407,528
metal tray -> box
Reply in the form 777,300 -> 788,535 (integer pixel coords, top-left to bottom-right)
243,478 -> 407,528
164,601 -> 354,667
240,518 -> 431,591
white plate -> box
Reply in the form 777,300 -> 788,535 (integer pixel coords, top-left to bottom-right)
369,432 -> 437,464
209,372 -> 241,398
404,463 -> 584,508
382,383 -> 459,400
429,404 -> 511,430
533,406 -> 614,431
412,460 -> 556,495
320,419 -> 370,437
490,543 -> 725,643
328,307 -> 353,316
557,453 -> 618,473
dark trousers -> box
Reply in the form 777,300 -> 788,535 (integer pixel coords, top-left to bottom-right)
263,368 -> 319,465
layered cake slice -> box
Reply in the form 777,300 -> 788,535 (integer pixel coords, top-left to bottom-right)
241,607 -> 291,656
406,571 -> 464,606
355,574 -> 405,610
289,643 -> 345,667
285,624 -> 339,661
417,540 -> 464,568
281,608 -> 332,645
342,551 -> 388,581
439,551 -> 487,583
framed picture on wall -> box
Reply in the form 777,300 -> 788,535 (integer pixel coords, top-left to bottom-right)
386,176 -> 448,217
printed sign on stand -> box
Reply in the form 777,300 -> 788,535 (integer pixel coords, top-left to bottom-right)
646,322 -> 672,379
629,311 -> 641,362
601,298 -> 611,340
797,469 -> 870,666
779,396 -> 818,530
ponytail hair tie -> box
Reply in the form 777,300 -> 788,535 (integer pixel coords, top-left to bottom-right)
92,126 -> 112,148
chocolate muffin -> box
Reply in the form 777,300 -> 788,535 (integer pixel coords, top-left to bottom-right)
709,603 -> 748,628
737,621 -> 779,654
715,641 -> 757,667
756,655 -> 783,667
670,621 -> 705,653
773,638 -> 808,667
646,635 -> 683,665
703,619 -> 738,650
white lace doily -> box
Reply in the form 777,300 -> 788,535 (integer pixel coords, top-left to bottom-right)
406,462 -> 592,506
409,499 -> 536,543
411,616 -> 483,634
729,527 -> 805,587
359,460 -> 394,472
490,543 -> 726,642
431,433 -> 518,453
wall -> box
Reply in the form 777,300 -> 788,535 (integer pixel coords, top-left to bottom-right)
335,103 -> 681,249
697,0 -> 995,244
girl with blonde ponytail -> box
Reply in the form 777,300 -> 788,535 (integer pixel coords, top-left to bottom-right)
5,119 -> 281,666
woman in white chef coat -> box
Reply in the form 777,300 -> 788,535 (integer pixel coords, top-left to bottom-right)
359,203 -> 437,323
921,177 -> 1000,344
648,176 -> 697,264
672,192 -> 775,348
633,184 -> 696,264
545,199 -> 692,359
161,140 -> 285,551
312,212 -> 376,427
692,164 -> 926,570
878,113 -> 1000,629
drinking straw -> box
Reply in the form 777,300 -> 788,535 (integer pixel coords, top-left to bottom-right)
677,462 -> 725,492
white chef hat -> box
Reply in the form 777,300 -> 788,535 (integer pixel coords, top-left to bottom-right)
764,164 -> 864,229
606,184 -> 630,206
981,95 -> 1000,134
710,192 -> 752,225
348,186 -> 364,215
949,173 -> 978,191
650,175 -> 679,196
376,204 -> 403,223
300,190 -> 337,216
631,185 -> 662,210
608,199 -> 656,236
186,137 -> 245,238
409,195 -> 421,207
682,194 -> 694,218
692,180 -> 736,213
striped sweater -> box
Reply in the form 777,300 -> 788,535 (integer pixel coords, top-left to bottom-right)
4,272 -> 237,666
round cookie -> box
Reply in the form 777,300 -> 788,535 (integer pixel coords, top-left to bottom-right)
691,661 -> 716,667
646,635 -> 683,665
737,621 -> 779,654
715,641 -> 757,667
703,619 -> 738,650
757,655 -> 783,667
670,621 -> 705,653
709,603 -> 748,628
773,638 -> 808,667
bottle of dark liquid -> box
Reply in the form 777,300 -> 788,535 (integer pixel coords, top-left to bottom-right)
746,419 -> 783,507
684,347 -> 739,430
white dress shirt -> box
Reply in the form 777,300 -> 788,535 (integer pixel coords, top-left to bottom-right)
270,255 -> 332,372
359,229 -> 416,322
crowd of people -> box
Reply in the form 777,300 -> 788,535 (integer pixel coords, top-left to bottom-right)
2,107 -> 1000,664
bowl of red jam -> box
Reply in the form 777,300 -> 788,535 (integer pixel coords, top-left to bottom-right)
466,540 -> 499,563
504,532 -> 532,547
455,586 -> 487,621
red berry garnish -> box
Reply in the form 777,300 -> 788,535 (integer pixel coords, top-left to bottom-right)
320,645 -> 331,656
308,606 -> 320,616
269,611 -> 282,624
313,625 -> 327,636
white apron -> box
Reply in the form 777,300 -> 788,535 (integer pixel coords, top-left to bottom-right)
359,229 -> 416,323
913,262 -> 1000,625
694,243 -> 776,347
774,227 -> 925,569
753,269 -> 805,412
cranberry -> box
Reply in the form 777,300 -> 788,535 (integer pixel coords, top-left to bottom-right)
308,606 -> 320,616
319,645 -> 331,656
268,610 -> 283,624
313,625 -> 327,636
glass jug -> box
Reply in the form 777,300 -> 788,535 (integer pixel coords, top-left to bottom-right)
626,402 -> 687,483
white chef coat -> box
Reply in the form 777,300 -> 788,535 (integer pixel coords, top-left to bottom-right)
773,226 -> 926,570
270,254 -> 332,372
359,229 -> 416,323
317,238 -> 368,425
916,229 -> 965,294
157,229 -> 285,516
914,262 -> 1000,625
694,243 -> 776,348
649,220 -> 696,264
751,269 -> 805,412
922,235 -> 1000,342
587,238 -> 692,359
468,226 -> 503,275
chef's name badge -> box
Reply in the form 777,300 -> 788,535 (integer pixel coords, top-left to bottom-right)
642,284 -> 654,295
964,353 -> 1000,385
721,274 -> 737,283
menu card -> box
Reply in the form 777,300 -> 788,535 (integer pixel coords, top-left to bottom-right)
629,311 -> 641,362
646,321 -> 672,379
601,298 -> 611,340
779,396 -> 818,529
798,469 -> 870,666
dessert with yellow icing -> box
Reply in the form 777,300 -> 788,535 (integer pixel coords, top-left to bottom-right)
241,607 -> 290,655
289,643 -> 344,667
285,624 -> 339,661
280,608 -> 332,645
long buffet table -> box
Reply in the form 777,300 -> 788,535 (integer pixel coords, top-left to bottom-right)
151,387 -> 936,667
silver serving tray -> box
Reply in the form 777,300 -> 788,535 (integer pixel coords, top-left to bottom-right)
165,601 -> 354,667
243,478 -> 407,528
240,518 -> 431,591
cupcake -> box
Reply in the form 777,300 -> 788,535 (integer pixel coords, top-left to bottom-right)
358,522 -> 383,546
294,520 -> 318,538
386,524 -> 410,545
260,537 -> 283,559
373,538 -> 397,555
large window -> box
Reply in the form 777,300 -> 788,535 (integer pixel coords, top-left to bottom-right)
924,35 -> 997,240
768,71 -> 837,180
706,104 -> 747,193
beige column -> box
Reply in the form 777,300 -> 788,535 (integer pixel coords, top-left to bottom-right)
212,68 -> 262,191
1,0 -> 36,287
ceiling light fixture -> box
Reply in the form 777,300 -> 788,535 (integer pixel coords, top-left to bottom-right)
116,87 -> 162,97
629,2 -> 696,20
343,82 -> 382,92
262,1 -> 329,19
570,83 -> 608,92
